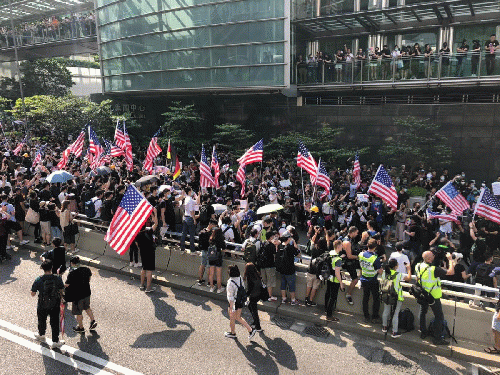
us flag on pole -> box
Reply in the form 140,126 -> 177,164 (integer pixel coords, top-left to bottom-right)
88,126 -> 104,158
105,185 -> 153,255
312,159 -> 330,198
353,153 -> 361,189
70,130 -> 85,158
236,163 -> 246,197
426,208 -> 460,225
237,139 -> 263,165
200,145 -> 215,188
474,187 -> 500,224
435,181 -> 469,215
297,141 -> 317,178
123,122 -> 133,171
211,146 -> 220,188
368,165 -> 398,209
57,146 -> 72,170
114,120 -> 126,149
13,137 -> 27,156
32,148 -> 43,168
143,130 -> 162,173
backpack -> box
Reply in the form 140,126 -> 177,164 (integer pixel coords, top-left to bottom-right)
274,245 -> 287,274
380,272 -> 398,306
207,244 -> 220,262
40,277 -> 60,310
243,240 -> 257,264
475,263 -> 494,287
410,264 -> 435,306
84,199 -> 96,218
311,252 -> 333,281
398,308 -> 415,332
428,319 -> 457,343
231,278 -> 247,309
199,205 -> 209,223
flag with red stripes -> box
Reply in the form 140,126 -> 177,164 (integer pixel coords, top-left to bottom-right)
474,187 -> 500,224
70,130 -> 85,158
143,130 -> 162,173
435,181 -> 470,215
13,137 -> 26,156
105,185 -> 153,255
237,139 -> 263,165
236,163 -> 246,197
297,141 -> 317,179
426,208 -> 460,225
123,122 -> 133,172
114,120 -> 126,149
88,126 -> 104,159
32,148 -> 43,168
211,146 -> 220,188
200,145 -> 215,188
368,165 -> 398,209
57,146 -> 72,170
312,158 -> 331,198
353,153 -> 361,189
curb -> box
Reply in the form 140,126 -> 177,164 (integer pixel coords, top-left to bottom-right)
20,242 -> 500,368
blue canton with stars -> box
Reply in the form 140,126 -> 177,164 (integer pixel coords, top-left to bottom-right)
443,182 -> 459,199
481,188 -> 500,210
298,141 -> 310,157
374,166 -> 393,187
120,186 -> 144,215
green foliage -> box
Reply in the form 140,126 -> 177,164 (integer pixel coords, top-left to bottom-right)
407,186 -> 428,197
0,77 -> 21,101
10,95 -> 114,139
20,59 -> 74,97
161,102 -> 206,152
212,123 -> 255,154
378,117 -> 451,170
53,57 -> 100,69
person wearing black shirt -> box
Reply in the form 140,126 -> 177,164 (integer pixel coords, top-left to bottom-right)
439,42 -> 451,77
40,237 -> 67,275
39,182 -> 53,202
455,39 -> 469,77
135,216 -> 158,293
485,34 -> 500,75
381,45 -> 391,80
65,256 -> 96,333
276,232 -> 300,305
197,220 -> 216,285
100,191 -> 114,223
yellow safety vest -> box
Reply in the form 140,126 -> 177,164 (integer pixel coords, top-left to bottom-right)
389,269 -> 403,302
359,252 -> 378,278
416,262 -> 442,299
329,256 -> 342,283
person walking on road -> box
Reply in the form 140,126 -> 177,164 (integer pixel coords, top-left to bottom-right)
244,262 -> 263,332
31,260 -> 65,349
135,215 -> 158,293
65,256 -> 97,333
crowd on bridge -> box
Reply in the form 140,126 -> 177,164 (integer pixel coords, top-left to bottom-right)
0,123 -> 499,352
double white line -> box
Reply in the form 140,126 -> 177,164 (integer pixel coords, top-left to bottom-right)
0,319 -> 142,375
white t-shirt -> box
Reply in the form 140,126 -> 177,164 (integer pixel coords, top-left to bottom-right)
91,197 -> 102,218
439,219 -> 453,234
389,251 -> 410,275
221,224 -> 235,242
322,202 -> 334,215
183,196 -> 196,218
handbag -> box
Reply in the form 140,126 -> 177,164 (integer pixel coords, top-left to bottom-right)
25,208 -> 40,224
259,280 -> 270,301
67,222 -> 79,236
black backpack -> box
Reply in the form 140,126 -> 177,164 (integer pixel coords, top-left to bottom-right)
275,245 -> 287,274
40,277 -> 60,310
398,308 -> 415,332
243,240 -> 257,264
380,272 -> 398,306
428,319 -> 458,344
232,278 -> 247,309
311,252 -> 333,281
84,200 -> 96,218
207,244 -> 220,262
410,264 -> 435,306
475,263 -> 494,287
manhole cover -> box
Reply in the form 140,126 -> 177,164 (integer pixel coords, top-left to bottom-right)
271,316 -> 294,329
304,325 -> 330,338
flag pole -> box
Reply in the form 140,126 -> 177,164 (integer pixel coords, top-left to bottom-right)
300,168 -> 306,207
312,158 -> 320,205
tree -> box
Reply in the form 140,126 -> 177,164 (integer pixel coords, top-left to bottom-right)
212,123 -> 255,154
20,59 -> 74,97
0,77 -> 21,101
378,116 -> 451,170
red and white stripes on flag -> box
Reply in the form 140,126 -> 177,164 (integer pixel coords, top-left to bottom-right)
312,158 -> 331,198
13,141 -> 25,156
114,120 -> 126,149
211,146 -> 220,188
200,145 -> 215,188
70,131 -> 85,158
426,208 -> 460,224
237,139 -> 263,165
105,185 -> 153,255
474,187 -> 500,224
368,165 -> 398,209
435,181 -> 470,215
143,131 -> 162,173
236,163 -> 246,197
297,141 -> 317,179
57,146 -> 72,170
353,154 -> 361,189
32,150 -> 43,168
123,122 -> 133,172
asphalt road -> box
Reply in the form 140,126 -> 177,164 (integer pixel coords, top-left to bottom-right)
0,247 -> 472,375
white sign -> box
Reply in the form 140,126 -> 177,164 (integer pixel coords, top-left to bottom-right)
357,194 -> 369,202
239,200 -> 248,209
492,182 -> 500,196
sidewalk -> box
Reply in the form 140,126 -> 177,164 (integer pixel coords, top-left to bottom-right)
15,240 -> 500,369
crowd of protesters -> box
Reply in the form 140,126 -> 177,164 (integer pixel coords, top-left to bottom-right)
297,35 -> 500,83
0,11 -> 96,48
0,131 -> 499,349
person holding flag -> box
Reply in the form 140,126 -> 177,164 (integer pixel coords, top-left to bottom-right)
211,146 -> 220,188
199,145 -> 215,190
368,165 -> 398,210
143,130 -> 162,173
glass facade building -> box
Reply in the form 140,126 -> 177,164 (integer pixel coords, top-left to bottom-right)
96,0 -> 290,92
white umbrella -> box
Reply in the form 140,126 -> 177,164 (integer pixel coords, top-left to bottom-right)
280,179 -> 292,187
212,204 -> 227,214
256,204 -> 284,215
158,185 -> 172,193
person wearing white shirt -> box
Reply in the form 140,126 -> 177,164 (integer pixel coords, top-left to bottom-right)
180,186 -> 198,252
389,242 -> 411,275
220,216 -> 235,242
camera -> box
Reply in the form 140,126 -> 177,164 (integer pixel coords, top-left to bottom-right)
451,252 -> 463,260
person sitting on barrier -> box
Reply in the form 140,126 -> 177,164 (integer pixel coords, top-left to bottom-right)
180,186 -> 198,253
197,219 -> 217,286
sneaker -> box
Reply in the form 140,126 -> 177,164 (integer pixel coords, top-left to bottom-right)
210,286 -> 216,293
248,328 -> 256,340
268,296 -> 277,302
290,299 -> 299,306
391,331 -> 402,338
139,285 -> 146,291
145,287 -> 156,293
197,280 -> 205,286
282,298 -> 287,304
251,325 -> 263,332
308,301 -> 317,307
73,248 -> 80,253
134,263 -> 142,268
224,331 -> 237,338
73,326 -> 85,333
34,334 -> 46,342
130,262 -> 134,267
433,338 -> 450,346
326,316 -> 340,322
382,326 -> 388,333
346,294 -> 354,305
34,238 -> 42,244
216,287 -> 226,294
51,340 -> 65,349
20,240 -> 29,245
89,320 -> 97,330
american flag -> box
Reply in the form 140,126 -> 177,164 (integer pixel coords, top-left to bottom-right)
368,165 -> 398,209
297,141 -> 317,178
88,126 -> 104,158
123,122 -> 133,172
70,130 -> 85,158
236,163 -> 246,197
114,120 -> 126,149
211,146 -> 220,188
143,130 -> 162,173
436,181 -> 469,215
13,137 -> 26,156
353,153 -> 361,189
237,139 -> 263,165
57,146 -> 72,170
105,185 -> 153,255
426,208 -> 460,224
32,148 -> 43,168
312,158 -> 330,198
474,187 -> 500,224
104,139 -> 124,158
200,145 -> 215,188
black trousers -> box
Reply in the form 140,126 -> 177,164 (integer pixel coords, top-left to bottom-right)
37,305 -> 60,342
129,242 -> 139,263
362,280 -> 380,319
247,296 -> 261,329
325,281 -> 340,317
34,222 -> 41,239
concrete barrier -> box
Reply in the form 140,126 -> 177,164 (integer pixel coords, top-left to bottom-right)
72,226 -> 495,346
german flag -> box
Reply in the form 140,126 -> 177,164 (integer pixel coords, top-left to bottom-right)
173,155 -> 181,180
167,139 -> 171,159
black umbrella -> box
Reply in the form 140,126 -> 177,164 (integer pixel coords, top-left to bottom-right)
135,175 -> 160,187
90,166 -> 111,177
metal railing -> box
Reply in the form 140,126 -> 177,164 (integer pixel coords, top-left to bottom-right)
295,52 -> 500,86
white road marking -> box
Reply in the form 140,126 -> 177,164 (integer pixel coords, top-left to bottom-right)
0,319 -> 143,375
0,328 -> 113,375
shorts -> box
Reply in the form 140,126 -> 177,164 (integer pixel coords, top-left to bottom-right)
306,272 -> 321,290
72,296 -> 91,315
6,220 -> 22,233
280,273 -> 296,293
63,227 -> 75,245
51,226 -> 62,240
208,257 -> 222,268
260,267 -> 276,288
493,311 -> 500,332
40,221 -> 50,237
200,250 -> 208,267
343,261 -> 359,280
